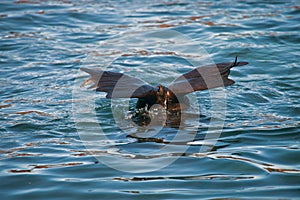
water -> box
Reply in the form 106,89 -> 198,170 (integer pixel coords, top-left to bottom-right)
1,0 -> 299,199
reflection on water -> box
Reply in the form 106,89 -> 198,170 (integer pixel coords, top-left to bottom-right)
1,0 -> 300,199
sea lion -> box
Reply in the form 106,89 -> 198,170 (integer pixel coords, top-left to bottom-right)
80,57 -> 248,111
80,56 -> 248,114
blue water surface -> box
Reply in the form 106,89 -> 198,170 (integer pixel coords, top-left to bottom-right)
0,0 -> 299,199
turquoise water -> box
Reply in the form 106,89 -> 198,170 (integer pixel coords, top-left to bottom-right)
1,0 -> 299,199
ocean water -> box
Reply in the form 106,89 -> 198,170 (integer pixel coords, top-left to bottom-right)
0,0 -> 299,199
